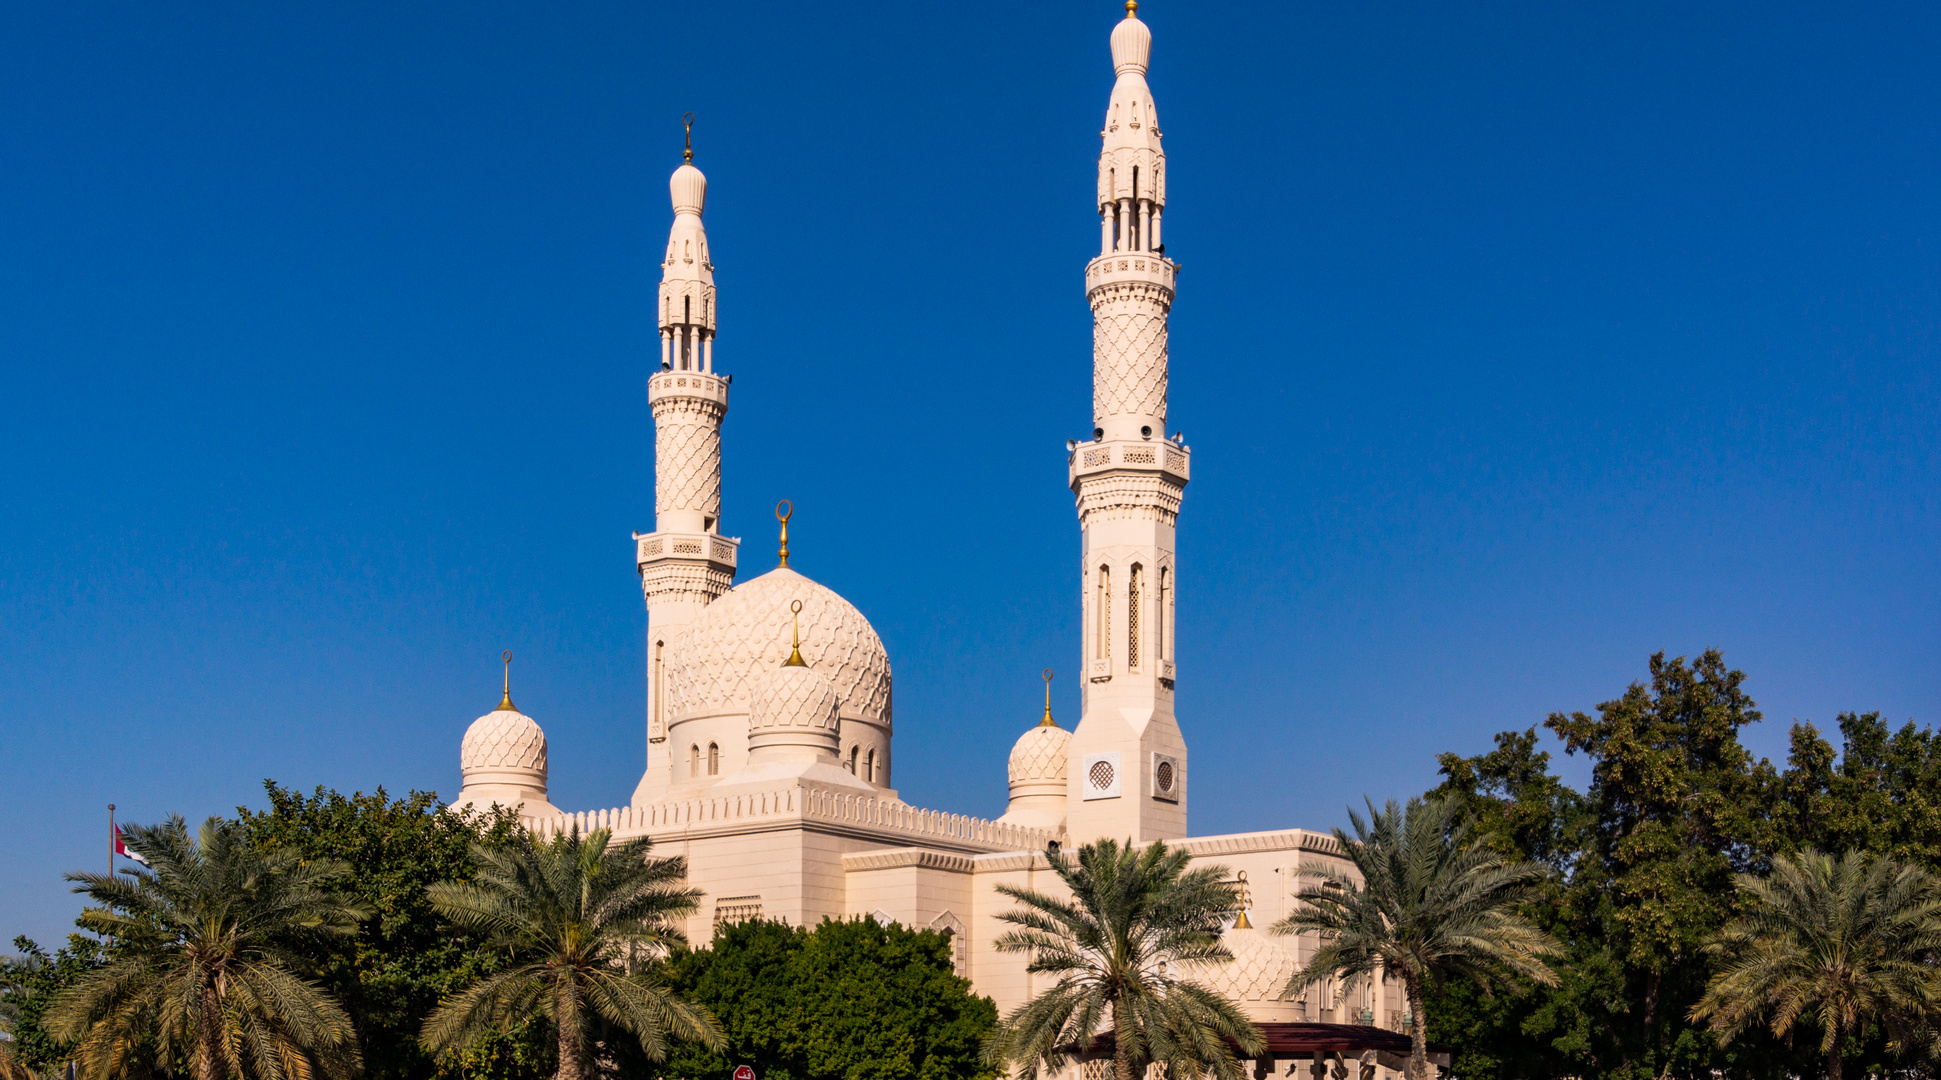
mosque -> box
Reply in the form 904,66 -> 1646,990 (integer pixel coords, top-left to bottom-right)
447,6 -> 1433,1068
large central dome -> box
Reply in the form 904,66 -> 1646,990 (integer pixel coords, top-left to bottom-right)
662,567 -> 891,729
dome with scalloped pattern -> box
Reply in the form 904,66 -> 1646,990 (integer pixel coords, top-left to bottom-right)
663,567 -> 891,729
751,663 -> 840,735
461,706 -> 547,779
1008,724 -> 1070,788
1181,928 -> 1298,1004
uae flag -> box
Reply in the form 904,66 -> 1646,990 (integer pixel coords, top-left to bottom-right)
114,825 -> 149,867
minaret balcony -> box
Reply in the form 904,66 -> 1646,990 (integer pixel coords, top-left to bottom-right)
636,530 -> 739,575
1068,437 -> 1190,487
647,370 -> 729,406
1085,252 -> 1176,297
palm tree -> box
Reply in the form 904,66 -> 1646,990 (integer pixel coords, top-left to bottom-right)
420,826 -> 722,1080
47,815 -> 369,1080
1691,848 -> 1941,1080
982,838 -> 1265,1080
1273,795 -> 1560,1080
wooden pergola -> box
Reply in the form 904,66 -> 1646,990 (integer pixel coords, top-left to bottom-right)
1065,1023 -> 1452,1079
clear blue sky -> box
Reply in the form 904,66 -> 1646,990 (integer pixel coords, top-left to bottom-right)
3,0 -> 1936,948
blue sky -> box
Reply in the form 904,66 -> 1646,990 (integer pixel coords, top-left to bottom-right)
2,0 -> 1936,948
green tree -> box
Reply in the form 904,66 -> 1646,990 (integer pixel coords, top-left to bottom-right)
1691,849 -> 1941,1080
420,826 -> 722,1080
981,839 -> 1263,1080
1274,795 -> 1560,1080
231,782 -> 536,1080
1426,649 -> 1814,1080
658,916 -> 998,1080
3,936 -> 109,1076
1545,648 -> 1779,1077
1775,714 -> 1941,869
48,816 -> 369,1080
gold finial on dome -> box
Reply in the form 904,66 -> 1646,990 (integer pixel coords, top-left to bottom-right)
682,112 -> 694,163
1232,871 -> 1253,929
1039,668 -> 1058,728
776,499 -> 793,568
784,600 -> 807,667
1125,0 -> 1138,17
498,650 -> 516,712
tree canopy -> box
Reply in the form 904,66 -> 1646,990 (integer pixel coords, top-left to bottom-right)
658,916 -> 998,1080
1430,649 -> 1941,1080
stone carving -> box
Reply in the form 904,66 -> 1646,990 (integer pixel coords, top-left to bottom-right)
639,559 -> 734,607
1091,303 -> 1169,422
1007,725 -> 1071,784
461,707 -> 547,774
651,393 -> 725,519
1074,471 -> 1185,524
663,567 -> 892,730
750,664 -> 840,733
1181,931 -> 1298,1003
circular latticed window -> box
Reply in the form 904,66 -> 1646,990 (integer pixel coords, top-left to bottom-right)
1155,760 -> 1175,793
1089,760 -> 1116,790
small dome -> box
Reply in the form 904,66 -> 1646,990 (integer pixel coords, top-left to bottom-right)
751,664 -> 840,736
1183,928 -> 1300,1006
663,567 -> 891,730
670,162 -> 707,216
461,706 -> 547,777
1008,724 -> 1070,788
1111,11 -> 1151,75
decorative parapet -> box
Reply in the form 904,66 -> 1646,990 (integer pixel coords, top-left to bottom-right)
842,848 -> 977,874
1179,828 -> 1341,858
524,786 -> 1055,855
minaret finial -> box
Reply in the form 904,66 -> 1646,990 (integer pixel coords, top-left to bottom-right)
785,599 -> 807,667
682,112 -> 694,163
776,499 -> 793,568
1039,668 -> 1058,727
1125,1 -> 1137,17
499,650 -> 516,711
1232,871 -> 1253,929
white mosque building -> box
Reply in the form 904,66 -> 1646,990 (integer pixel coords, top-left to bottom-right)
449,7 -> 1433,1068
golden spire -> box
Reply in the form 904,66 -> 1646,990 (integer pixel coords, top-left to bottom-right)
784,600 -> 807,667
498,650 -> 516,712
682,112 -> 694,163
1125,0 -> 1138,17
1039,668 -> 1058,728
776,499 -> 793,568
1232,871 -> 1253,929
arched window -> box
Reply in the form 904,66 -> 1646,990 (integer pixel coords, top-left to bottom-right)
1127,564 -> 1143,671
651,640 -> 665,739
865,749 -> 876,784
1095,565 -> 1111,661
707,742 -> 719,776
1157,568 -> 1170,661
689,744 -> 700,777
847,746 -> 859,773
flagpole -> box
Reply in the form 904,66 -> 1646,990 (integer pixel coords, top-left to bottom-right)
108,803 -> 115,877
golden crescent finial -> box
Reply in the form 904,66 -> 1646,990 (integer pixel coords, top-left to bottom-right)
1126,0 -> 1138,17
1038,668 -> 1058,727
682,112 -> 695,163
776,500 -> 793,568
785,599 -> 807,667
499,651 -> 516,712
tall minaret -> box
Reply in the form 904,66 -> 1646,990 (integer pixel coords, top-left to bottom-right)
1065,2 -> 1190,843
632,120 -> 740,805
